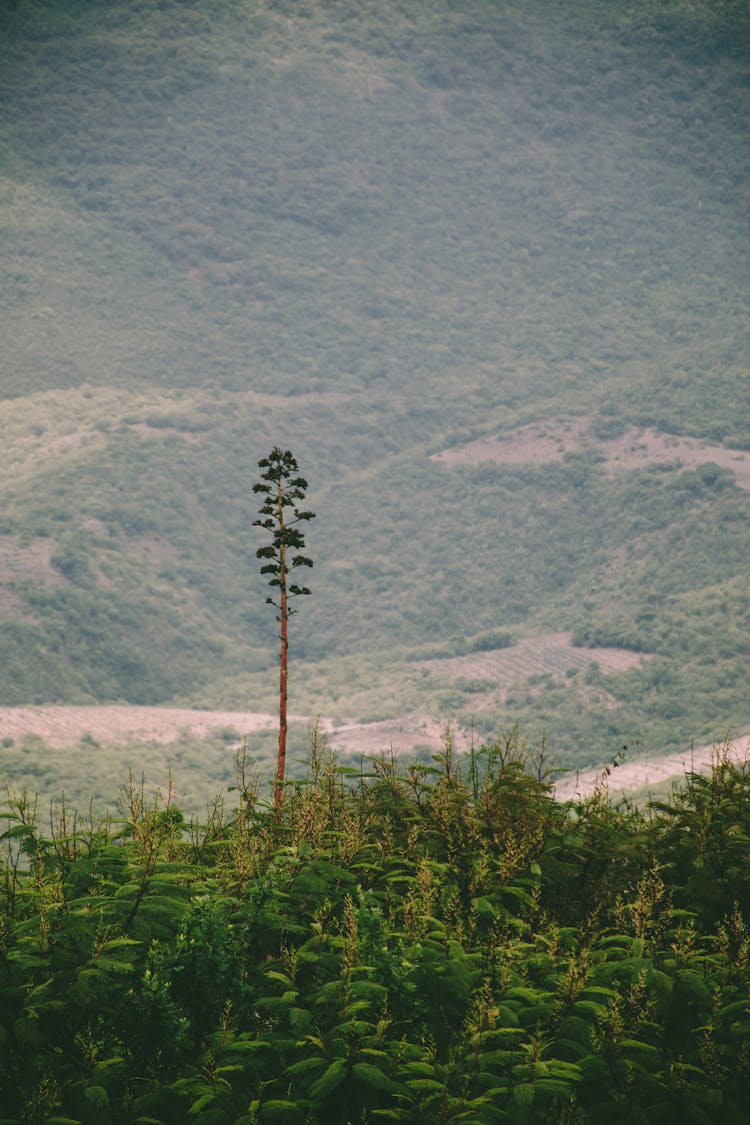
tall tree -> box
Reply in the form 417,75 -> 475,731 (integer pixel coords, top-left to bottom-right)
253,448 -> 314,808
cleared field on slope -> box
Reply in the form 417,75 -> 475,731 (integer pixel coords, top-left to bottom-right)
554,735 -> 750,801
1,703 -> 746,812
415,632 -> 648,689
0,704 -> 283,747
434,423 -> 750,489
0,704 -> 456,812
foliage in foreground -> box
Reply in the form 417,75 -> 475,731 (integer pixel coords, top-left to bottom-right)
1,733 -> 749,1124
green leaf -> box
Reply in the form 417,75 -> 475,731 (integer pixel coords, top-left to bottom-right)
343,999 -> 374,1017
718,999 -> 750,1019
512,1083 -> 535,1108
352,1062 -> 392,1091
349,980 -> 389,1001
505,987 -> 549,1003
92,957 -> 136,975
535,1077 -> 578,1099
472,896 -> 497,919
571,1000 -> 608,1018
400,1062 -> 436,1077
580,986 -> 618,1002
189,1092 -> 216,1114
286,1057 -> 327,1078
551,1035 -> 589,1060
621,1039 -> 659,1056
314,980 -> 344,1004
405,1079 -> 445,1093
98,935 -> 142,951
259,1101 -> 305,1121
309,1058 -> 348,1100
84,1086 -> 109,1109
265,970 -> 294,987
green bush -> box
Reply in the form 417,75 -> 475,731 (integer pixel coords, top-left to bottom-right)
1,734 -> 749,1122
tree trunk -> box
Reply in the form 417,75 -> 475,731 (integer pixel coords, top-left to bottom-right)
275,478 -> 287,810
276,583 -> 288,809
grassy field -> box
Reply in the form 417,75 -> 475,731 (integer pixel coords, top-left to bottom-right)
0,0 -> 748,775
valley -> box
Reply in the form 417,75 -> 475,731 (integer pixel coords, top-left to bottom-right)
0,0 -> 747,782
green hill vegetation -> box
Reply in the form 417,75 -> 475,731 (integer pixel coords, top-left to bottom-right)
2,737 -> 750,1122
1,0 -> 749,771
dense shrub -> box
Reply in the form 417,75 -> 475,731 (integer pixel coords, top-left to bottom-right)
1,734 -> 749,1122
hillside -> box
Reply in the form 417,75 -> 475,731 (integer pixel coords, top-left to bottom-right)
1,0 -> 749,772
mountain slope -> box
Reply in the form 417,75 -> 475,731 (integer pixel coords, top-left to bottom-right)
1,0 -> 748,769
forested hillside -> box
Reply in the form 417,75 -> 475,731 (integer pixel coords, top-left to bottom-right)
1,0 -> 748,771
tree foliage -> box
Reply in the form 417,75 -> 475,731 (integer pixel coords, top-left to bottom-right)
253,449 -> 314,609
1,735 -> 749,1122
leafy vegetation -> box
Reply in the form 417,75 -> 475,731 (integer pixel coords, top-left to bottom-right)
0,0 -> 748,769
2,732 -> 750,1122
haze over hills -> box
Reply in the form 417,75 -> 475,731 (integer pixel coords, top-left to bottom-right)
1,0 -> 749,782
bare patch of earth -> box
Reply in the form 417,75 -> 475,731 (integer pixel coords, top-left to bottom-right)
415,632 -> 647,691
1,706 -> 745,802
433,422 -> 750,490
128,423 -> 202,444
237,390 -> 353,408
0,394 -> 113,489
131,536 -> 180,568
42,430 -> 107,459
432,422 -> 585,468
601,428 -> 750,487
0,704 -> 463,760
82,517 -> 110,537
0,706 -> 296,748
554,736 -> 750,802
0,535 -> 63,588
326,716 -> 468,758
0,588 -> 39,623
